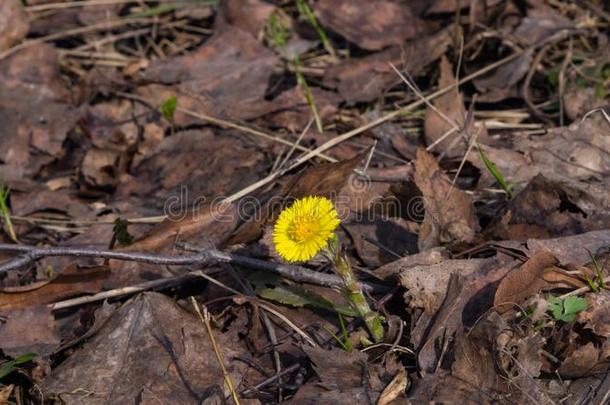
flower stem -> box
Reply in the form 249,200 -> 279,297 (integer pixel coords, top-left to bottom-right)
325,244 -> 384,343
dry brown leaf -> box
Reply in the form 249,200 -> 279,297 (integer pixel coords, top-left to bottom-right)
472,49 -> 533,102
227,154 -> 363,245
423,56 -> 467,156
577,292 -> 610,339
0,265 -> 109,311
493,251 -> 587,313
344,217 -> 418,267
558,342 -> 601,379
140,27 -> 278,124
217,0 -> 276,37
323,27 -> 452,103
0,0 -> 28,52
294,346 -> 402,404
414,258 -> 516,371
0,44 -> 79,182
375,247 -> 447,279
376,368 -> 408,405
413,149 -> 478,250
41,293 -> 248,404
124,202 -> 238,253
313,0 -> 424,51
0,305 -> 60,357
513,4 -> 574,46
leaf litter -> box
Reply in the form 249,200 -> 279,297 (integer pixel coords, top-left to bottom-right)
0,0 -> 609,404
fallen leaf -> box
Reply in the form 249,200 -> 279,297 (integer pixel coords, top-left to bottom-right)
123,201 -> 238,254
227,154 -> 363,245
424,56 -> 468,155
294,346 -> 401,404
376,368 -> 408,405
116,129 -> 267,208
558,342 -> 600,378
0,305 -> 60,357
0,0 -> 28,52
217,0 -> 276,37
41,292 -> 248,405
525,229 -> 610,266
473,49 -> 534,102
141,27 -> 278,123
399,258 -> 495,317
323,27 -> 452,103
493,250 -> 586,314
413,149 -> 479,250
0,265 -> 110,311
344,217 -> 418,267
426,0 -> 502,14
577,292 -> 610,339
313,0 -> 424,51
0,44 -> 80,181
513,4 -> 574,46
375,247 -> 447,279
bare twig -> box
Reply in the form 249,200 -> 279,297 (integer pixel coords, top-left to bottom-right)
0,243 -> 381,292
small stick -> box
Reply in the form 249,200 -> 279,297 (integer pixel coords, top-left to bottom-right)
240,363 -> 301,396
50,272 -> 197,311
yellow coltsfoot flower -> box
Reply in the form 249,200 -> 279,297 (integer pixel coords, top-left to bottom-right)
273,196 -> 340,263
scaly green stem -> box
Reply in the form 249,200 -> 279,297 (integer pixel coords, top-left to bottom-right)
324,240 -> 384,343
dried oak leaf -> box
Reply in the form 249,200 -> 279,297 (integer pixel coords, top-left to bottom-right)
413,149 -> 478,251
41,292 -> 248,405
493,250 -> 587,314
313,0 -> 424,51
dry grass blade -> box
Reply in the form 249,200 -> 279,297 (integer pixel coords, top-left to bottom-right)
191,297 -> 241,405
0,18 -> 154,61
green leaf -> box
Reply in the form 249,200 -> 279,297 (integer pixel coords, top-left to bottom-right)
295,0 -> 333,55
477,145 -> 513,198
0,352 -> 36,380
547,296 -> 587,322
294,56 -> 323,134
160,95 -> 178,121
248,271 -> 358,317
563,296 -> 588,316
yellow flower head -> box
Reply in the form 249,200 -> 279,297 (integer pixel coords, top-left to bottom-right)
273,196 -> 340,263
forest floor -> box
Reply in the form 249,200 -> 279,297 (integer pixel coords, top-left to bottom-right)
0,0 -> 609,404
